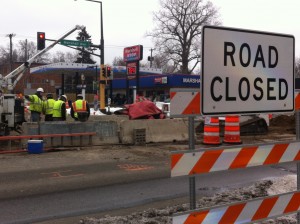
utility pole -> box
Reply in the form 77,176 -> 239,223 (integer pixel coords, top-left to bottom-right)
7,33 -> 16,72
149,48 -> 154,68
25,39 -> 28,61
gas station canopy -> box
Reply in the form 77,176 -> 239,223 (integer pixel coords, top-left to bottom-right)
30,62 -> 97,76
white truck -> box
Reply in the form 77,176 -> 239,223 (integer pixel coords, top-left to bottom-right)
0,25 -> 85,135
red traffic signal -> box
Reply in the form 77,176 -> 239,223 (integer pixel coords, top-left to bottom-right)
37,32 -> 45,50
106,66 -> 111,77
39,33 -> 45,39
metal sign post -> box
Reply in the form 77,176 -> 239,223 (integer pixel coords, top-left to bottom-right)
123,45 -> 143,103
188,116 -> 196,209
170,88 -> 201,209
296,100 -> 300,223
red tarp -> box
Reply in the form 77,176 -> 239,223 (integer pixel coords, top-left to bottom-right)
121,100 -> 165,119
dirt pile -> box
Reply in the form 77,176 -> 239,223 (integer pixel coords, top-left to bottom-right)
270,114 -> 295,127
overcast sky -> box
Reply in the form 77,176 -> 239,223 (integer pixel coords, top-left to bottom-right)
1,0 -> 299,65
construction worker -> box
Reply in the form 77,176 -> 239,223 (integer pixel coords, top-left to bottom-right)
52,95 -> 67,121
43,93 -> 55,121
71,94 -> 90,122
24,87 -> 44,122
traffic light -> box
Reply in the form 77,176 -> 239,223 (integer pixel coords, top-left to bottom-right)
37,32 -> 45,50
106,66 -> 111,78
101,64 -> 106,78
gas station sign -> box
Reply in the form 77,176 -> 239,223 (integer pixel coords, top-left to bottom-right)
123,45 -> 143,62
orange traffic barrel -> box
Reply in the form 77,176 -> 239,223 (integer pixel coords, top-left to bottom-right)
223,115 -> 242,144
202,117 -> 221,145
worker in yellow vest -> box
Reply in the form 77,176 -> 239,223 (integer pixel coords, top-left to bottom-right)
43,93 -> 56,121
52,95 -> 67,121
25,87 -> 44,122
71,94 -> 90,122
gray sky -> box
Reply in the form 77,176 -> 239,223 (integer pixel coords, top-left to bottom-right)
1,0 -> 299,65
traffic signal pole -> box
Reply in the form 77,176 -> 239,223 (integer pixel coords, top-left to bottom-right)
99,64 -> 106,111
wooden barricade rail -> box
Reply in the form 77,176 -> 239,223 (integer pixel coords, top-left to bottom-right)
0,132 -> 96,150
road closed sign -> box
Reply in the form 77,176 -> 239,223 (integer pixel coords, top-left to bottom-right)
201,26 -> 295,116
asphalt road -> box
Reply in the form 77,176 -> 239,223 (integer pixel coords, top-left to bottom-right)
0,128 -> 297,224
0,163 -> 297,224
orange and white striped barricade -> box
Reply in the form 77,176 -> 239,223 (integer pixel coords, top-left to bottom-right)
202,117 -> 221,145
170,88 -> 201,117
171,141 -> 300,177
173,190 -> 300,224
223,115 -> 242,144
295,91 -> 300,111
171,141 -> 300,223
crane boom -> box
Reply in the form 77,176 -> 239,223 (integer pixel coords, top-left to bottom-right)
0,25 -> 85,92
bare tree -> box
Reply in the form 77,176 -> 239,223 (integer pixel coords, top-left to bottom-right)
147,0 -> 220,74
0,44 -> 18,64
65,51 -> 79,63
112,56 -> 126,66
17,40 -> 36,62
146,52 -> 177,73
15,40 -> 51,63
295,57 -> 300,78
51,51 -> 78,63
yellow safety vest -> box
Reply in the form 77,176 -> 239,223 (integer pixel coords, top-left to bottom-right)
52,100 -> 65,118
29,95 -> 43,113
72,100 -> 87,118
44,99 -> 56,115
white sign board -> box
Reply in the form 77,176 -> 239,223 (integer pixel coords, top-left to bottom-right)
201,26 -> 295,115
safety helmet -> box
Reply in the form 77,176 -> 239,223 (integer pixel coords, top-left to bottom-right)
46,93 -> 53,98
77,94 -> 83,98
61,95 -> 67,100
37,87 -> 44,92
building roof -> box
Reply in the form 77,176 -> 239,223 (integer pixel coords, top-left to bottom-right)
30,63 -> 162,75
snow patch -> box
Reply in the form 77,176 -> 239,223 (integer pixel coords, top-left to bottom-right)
81,175 -> 299,223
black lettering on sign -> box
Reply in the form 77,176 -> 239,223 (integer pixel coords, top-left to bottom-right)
279,78 -> 288,100
211,76 -> 222,101
210,77 -> 288,102
239,44 -> 251,67
238,77 -> 250,101
224,42 -> 278,68
253,77 -> 264,100
253,45 -> 265,68
225,77 -> 236,101
224,42 -> 235,66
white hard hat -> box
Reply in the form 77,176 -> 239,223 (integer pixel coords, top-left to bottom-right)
37,87 -> 44,92
61,94 -> 67,100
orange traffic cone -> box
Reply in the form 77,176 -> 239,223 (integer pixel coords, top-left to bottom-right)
202,117 -> 221,145
223,115 -> 242,144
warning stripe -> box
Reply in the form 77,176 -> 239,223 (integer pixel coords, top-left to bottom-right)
171,142 -> 300,177
173,191 -> 300,224
295,92 -> 300,110
170,90 -> 201,116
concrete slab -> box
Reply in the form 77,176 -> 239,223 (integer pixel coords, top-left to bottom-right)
119,118 -> 189,144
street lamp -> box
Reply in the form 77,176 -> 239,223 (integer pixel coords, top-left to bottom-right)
74,0 -> 104,64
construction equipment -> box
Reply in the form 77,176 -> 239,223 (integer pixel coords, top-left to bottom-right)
196,115 -> 269,136
0,25 -> 85,136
